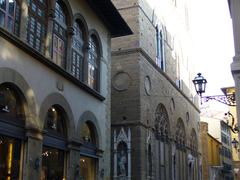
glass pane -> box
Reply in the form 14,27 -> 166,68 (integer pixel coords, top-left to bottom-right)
0,135 -> 21,179
80,123 -> 94,143
0,0 -> 6,10
7,17 -> 13,32
42,146 -> 64,180
45,106 -> 65,136
80,157 -> 96,180
8,0 -> 15,17
0,11 -> 4,27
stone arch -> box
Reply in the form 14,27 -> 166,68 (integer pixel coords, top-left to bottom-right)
77,111 -> 102,149
39,92 -> 75,139
55,0 -> 74,27
0,67 -> 37,128
73,13 -> 89,40
88,29 -> 103,57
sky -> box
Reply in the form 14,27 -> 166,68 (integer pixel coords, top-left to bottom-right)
147,0 -> 235,115
190,0 -> 235,115
190,0 -> 234,96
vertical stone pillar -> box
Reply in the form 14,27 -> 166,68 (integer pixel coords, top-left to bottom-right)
127,128 -> 131,180
113,130 -> 117,179
19,0 -> 29,41
66,26 -> 74,71
231,0 -> 240,57
66,139 -> 81,180
23,128 -> 43,180
45,0 -> 56,59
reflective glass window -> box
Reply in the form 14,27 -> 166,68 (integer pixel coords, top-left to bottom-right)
0,0 -> 20,35
41,146 -> 64,180
0,135 -> 21,179
27,0 -> 46,53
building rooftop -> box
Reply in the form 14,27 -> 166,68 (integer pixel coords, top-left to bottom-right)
87,0 -> 132,37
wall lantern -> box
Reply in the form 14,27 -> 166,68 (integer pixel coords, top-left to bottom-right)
192,73 -> 207,98
192,73 -> 236,106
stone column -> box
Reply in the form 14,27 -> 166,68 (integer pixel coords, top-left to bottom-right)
23,128 -> 43,180
45,1 -> 56,59
19,0 -> 28,41
230,0 -> 240,57
127,128 -> 131,180
66,139 -> 82,180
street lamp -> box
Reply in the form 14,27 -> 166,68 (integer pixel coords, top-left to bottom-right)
192,73 -> 236,106
192,73 -> 207,98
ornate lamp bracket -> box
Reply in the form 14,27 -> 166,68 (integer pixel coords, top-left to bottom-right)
202,93 -> 236,106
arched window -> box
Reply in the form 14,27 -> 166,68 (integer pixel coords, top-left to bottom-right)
0,83 -> 26,179
42,105 -> 67,180
175,119 -> 186,180
0,0 -> 20,35
71,21 -> 84,80
155,104 -> 170,180
52,0 -> 67,67
80,121 -> 98,180
27,0 -> 47,53
88,35 -> 99,90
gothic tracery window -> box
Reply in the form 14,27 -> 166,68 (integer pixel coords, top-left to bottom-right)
155,104 -> 169,138
155,104 -> 170,180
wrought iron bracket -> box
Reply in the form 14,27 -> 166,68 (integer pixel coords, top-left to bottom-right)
202,93 -> 236,106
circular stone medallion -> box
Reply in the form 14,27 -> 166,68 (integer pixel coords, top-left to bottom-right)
112,72 -> 131,91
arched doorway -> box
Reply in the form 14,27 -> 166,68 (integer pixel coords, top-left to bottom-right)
80,121 -> 98,180
41,105 -> 68,179
0,83 -> 26,179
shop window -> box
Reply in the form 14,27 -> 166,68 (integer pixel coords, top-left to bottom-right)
0,83 -> 26,180
80,122 -> 95,144
42,105 -> 67,180
52,0 -> 67,67
0,135 -> 21,179
0,84 -> 25,119
44,105 -> 66,136
80,156 -> 96,180
71,21 -> 84,81
41,146 -> 64,180
27,0 -> 47,53
0,0 -> 20,35
88,35 -> 99,90
80,121 -> 98,179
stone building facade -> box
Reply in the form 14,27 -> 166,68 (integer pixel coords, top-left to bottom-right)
228,1 -> 240,179
111,0 -> 201,179
0,0 -> 131,179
